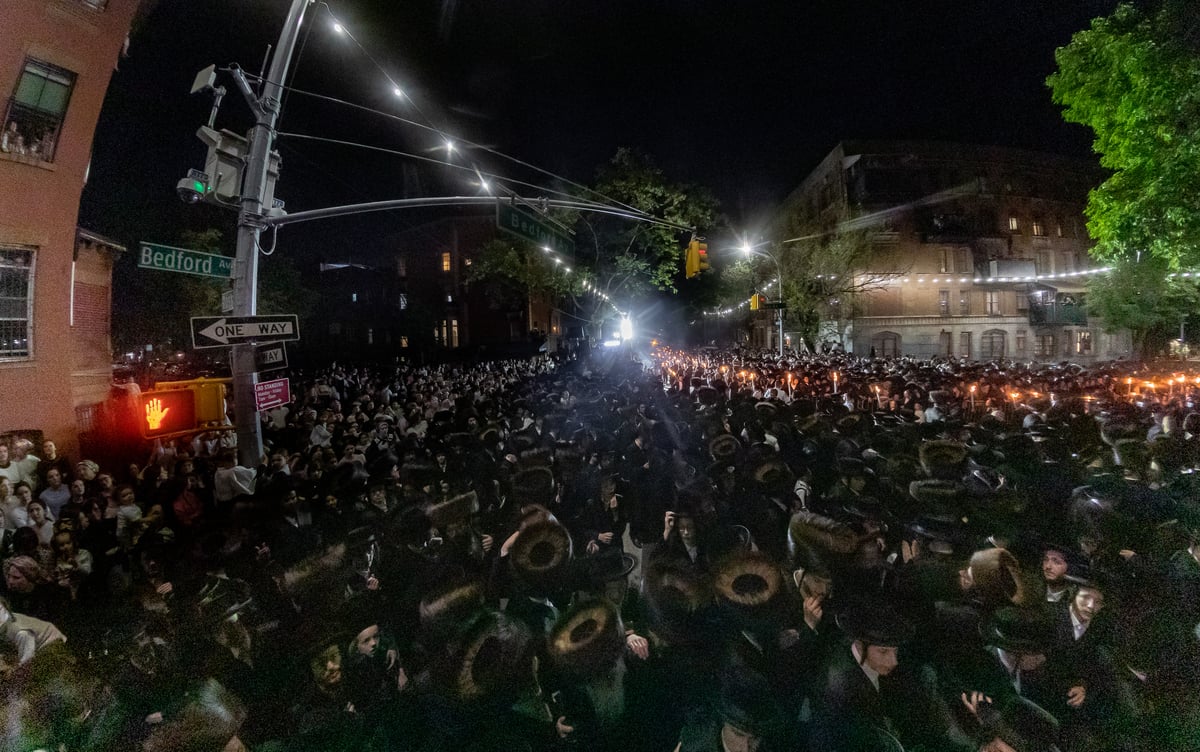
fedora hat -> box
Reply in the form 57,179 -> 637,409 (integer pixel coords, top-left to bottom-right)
579,549 -> 637,586
548,598 -> 626,678
835,606 -> 915,647
643,560 -> 713,645
752,458 -> 794,490
419,578 -> 486,636
969,547 -> 1026,607
510,519 -> 573,592
981,606 -> 1056,654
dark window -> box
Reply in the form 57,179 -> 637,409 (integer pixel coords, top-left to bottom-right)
3,59 -> 76,163
939,290 -> 950,316
981,330 -> 1006,359
0,247 -> 34,359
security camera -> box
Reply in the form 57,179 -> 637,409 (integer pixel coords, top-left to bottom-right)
177,169 -> 209,204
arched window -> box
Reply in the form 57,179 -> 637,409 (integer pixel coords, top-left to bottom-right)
872,331 -> 901,358
981,329 -> 1006,359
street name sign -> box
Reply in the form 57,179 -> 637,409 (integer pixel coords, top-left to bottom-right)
497,202 -> 575,255
253,342 -> 289,373
762,301 -> 787,310
139,242 -> 234,279
254,377 -> 291,411
191,315 -> 300,349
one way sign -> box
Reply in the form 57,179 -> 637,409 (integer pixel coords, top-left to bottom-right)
191,315 -> 300,349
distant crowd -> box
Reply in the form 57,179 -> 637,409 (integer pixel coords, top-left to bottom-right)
1,346 -> 1198,751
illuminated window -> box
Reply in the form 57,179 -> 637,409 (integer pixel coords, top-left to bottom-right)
1032,219 -> 1046,237
985,291 -> 1001,315
1008,215 -> 1019,232
0,247 -> 34,359
3,59 -> 76,163
1076,330 -> 1093,354
450,318 -> 459,347
398,294 -> 408,310
399,336 -> 409,348
441,252 -> 451,272
397,256 -> 407,277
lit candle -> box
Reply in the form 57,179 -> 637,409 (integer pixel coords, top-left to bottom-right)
1126,377 -> 1133,396
969,384 -> 977,412
874,384 -> 883,409
832,371 -> 839,394
787,372 -> 794,398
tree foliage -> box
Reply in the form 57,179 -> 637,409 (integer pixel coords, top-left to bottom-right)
1048,1 -> 1200,268
1087,255 -> 1199,358
468,148 -> 721,334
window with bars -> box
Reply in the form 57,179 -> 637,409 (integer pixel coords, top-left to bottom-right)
0,247 -> 34,359
3,59 -> 76,163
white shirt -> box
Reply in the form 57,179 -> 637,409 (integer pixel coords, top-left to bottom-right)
997,648 -> 1022,692
1046,587 -> 1068,603
1070,607 -> 1089,641
851,643 -> 881,691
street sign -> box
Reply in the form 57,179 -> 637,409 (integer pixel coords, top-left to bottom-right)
191,314 -> 300,349
762,301 -> 787,310
497,202 -> 575,255
254,377 -> 291,411
138,242 -> 234,279
253,342 -> 289,373
221,289 -> 235,313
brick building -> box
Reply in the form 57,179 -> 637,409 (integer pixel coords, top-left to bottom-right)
773,141 -> 1132,361
1,0 -> 142,453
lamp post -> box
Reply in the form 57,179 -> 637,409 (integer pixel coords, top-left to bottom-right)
742,242 -> 784,357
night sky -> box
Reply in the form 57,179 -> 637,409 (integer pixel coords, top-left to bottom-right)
81,0 -> 1121,304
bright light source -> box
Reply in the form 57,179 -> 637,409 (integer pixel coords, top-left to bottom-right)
603,340 -> 621,348
554,258 -> 562,264
741,242 -> 752,254
332,22 -> 345,34
564,267 -> 571,273
392,86 -> 404,97
479,180 -> 490,193
620,317 -> 634,340
444,140 -> 455,154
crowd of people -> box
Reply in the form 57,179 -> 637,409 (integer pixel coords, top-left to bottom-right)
1,345 -> 1199,751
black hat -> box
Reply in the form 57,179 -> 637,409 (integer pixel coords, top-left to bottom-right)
752,458 -> 794,490
709,434 -> 742,461
919,440 -> 969,480
714,551 -> 783,610
428,490 -> 479,529
981,606 -> 1056,654
908,479 -> 968,510
969,547 -> 1026,607
454,611 -> 535,702
548,598 -> 626,678
642,560 -> 713,646
419,578 -> 486,636
580,549 -> 637,585
907,514 -> 969,555
510,519 -> 573,592
835,605 -> 915,647
717,669 -> 785,739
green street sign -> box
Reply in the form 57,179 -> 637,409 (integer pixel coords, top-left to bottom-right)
138,242 -> 234,279
496,202 -> 574,255
762,301 -> 787,310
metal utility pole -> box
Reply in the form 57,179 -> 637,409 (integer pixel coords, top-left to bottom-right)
742,245 -> 785,357
227,0 -> 311,466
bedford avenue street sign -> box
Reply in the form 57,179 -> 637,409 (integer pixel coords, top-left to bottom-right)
497,202 -> 574,255
191,315 -> 300,349
139,242 -> 234,279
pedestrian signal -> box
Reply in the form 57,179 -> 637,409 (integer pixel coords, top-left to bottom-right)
139,390 -> 197,439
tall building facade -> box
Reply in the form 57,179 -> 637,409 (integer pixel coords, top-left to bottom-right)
774,141 -> 1132,362
1,0 -> 142,453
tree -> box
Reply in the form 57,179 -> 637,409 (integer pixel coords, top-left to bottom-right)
469,149 -> 721,336
1087,255 -> 1199,358
1048,1 -> 1200,269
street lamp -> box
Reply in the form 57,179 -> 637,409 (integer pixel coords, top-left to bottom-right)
742,242 -> 785,357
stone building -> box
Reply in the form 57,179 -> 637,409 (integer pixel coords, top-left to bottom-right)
773,140 -> 1132,361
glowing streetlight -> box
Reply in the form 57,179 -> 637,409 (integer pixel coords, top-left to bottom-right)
392,86 -> 404,97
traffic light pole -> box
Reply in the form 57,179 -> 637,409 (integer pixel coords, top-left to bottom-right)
744,247 -> 785,358
229,0 -> 311,467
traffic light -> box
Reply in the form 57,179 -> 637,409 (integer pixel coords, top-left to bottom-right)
685,239 -> 700,278
139,390 -> 197,439
154,377 -> 229,425
750,293 -> 761,311
697,241 -> 709,271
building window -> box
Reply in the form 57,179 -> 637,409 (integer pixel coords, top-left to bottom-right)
398,294 -> 408,310
1016,292 -> 1029,312
1032,219 -> 1046,237
939,331 -> 953,357
441,252 -> 451,272
939,290 -> 950,316
959,291 -> 970,315
985,291 -> 1001,315
1016,330 -> 1027,352
959,331 -> 972,359
981,329 -> 1006,359
0,247 -> 34,359
957,249 -> 971,274
1076,330 -> 1093,354
399,336 -> 409,348
3,59 -> 76,163
350,292 -> 357,303
940,249 -> 951,273
1035,334 -> 1055,358
449,318 -> 459,348
1008,214 -> 1020,232
1036,251 -> 1051,275
1055,221 -> 1064,238
446,294 -> 453,303
397,256 -> 407,277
